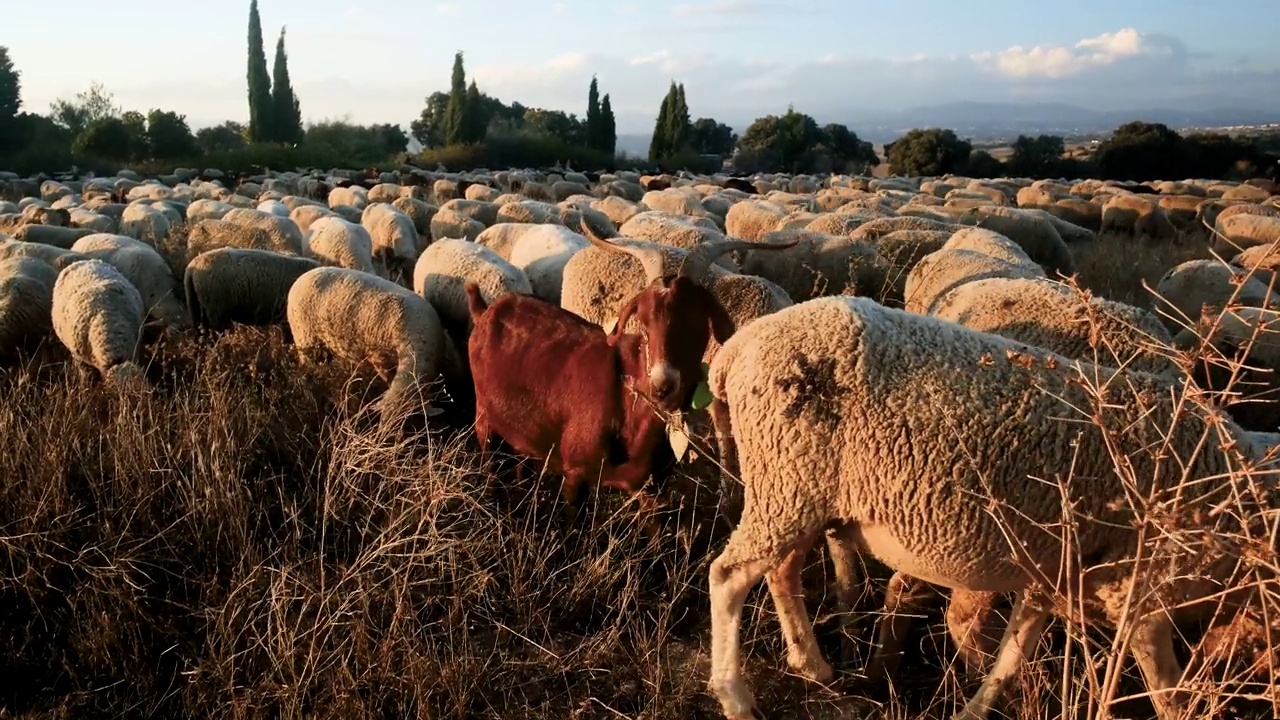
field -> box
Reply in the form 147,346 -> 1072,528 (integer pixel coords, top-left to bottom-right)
1,227 -> 1278,720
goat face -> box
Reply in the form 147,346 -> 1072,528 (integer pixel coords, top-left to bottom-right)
613,276 -> 734,411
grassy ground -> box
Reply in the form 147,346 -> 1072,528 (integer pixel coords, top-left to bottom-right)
1,231 -> 1275,719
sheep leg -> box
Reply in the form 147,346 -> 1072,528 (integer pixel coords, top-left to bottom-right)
765,530 -> 834,683
823,523 -> 864,669
1127,613 -> 1188,720
708,534 -> 793,720
945,590 -> 1006,684
866,571 -> 942,683
952,591 -> 1051,720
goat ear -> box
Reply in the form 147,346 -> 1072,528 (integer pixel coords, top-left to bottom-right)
612,295 -> 641,339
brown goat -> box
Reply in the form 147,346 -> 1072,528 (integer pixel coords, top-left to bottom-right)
464,227 -> 793,528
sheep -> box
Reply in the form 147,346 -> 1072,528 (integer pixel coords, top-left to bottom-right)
431,207 -> 485,242
848,215 -> 959,242
412,238 -> 533,341
735,229 -> 887,302
0,256 -> 58,354
703,293 -> 1266,720
463,236 -> 742,535
1151,258 -> 1280,331
286,266 -> 448,419
1172,306 -> 1280,433
220,208 -> 306,256
185,218 -> 303,262
118,202 -> 173,246
474,222 -> 537,260
0,239 -> 90,269
1100,194 -> 1178,239
504,224 -> 589,304
956,206 -> 1075,277
184,248 -> 321,332
67,207 -> 117,234
50,258 -> 147,387
929,276 -> 1179,377
617,211 -> 725,252
289,204 -> 335,234
12,224 -> 94,249
1213,213 -> 1280,254
303,216 -> 376,273
561,225 -> 797,363
903,245 -> 1046,316
392,196 -> 438,242
724,199 -> 791,241
70,234 -> 189,327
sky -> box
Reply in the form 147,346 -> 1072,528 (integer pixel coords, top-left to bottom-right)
5,0 -> 1280,135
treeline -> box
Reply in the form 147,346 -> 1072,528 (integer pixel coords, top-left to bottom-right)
883,122 -> 1280,182
0,2 -> 407,176
2,1 -> 1277,181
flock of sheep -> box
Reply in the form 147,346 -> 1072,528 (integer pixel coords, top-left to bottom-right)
3,161 -> 1280,720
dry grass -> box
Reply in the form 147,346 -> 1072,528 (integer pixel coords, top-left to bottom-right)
1,227 -> 1277,720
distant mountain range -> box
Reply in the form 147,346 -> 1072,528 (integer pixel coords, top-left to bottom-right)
616,102 -> 1280,156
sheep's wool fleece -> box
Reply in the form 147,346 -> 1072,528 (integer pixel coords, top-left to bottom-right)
412,238 -> 532,330
930,277 -> 1177,377
0,257 -> 57,346
51,259 -> 145,375
709,295 -> 1243,602
286,267 -> 445,400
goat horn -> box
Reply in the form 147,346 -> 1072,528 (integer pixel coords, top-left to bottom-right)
578,219 -> 666,284
678,237 -> 799,284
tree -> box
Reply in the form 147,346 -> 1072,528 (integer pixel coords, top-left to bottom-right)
522,108 -> 584,144
964,150 -> 1005,179
50,81 -> 119,137
305,118 -> 408,164
72,116 -> 135,161
1182,132 -> 1258,179
585,75 -> 601,151
820,123 -> 878,172
246,0 -> 274,142
0,46 -> 20,156
410,91 -> 450,148
734,107 -> 827,173
690,118 -> 736,156
120,110 -> 149,161
443,51 -> 468,146
270,26 -> 303,144
1094,121 -> 1183,181
886,127 -> 972,176
1007,134 -> 1065,177
463,79 -> 485,144
147,109 -> 200,160
648,83 -> 674,161
667,83 -> 691,155
599,93 -> 617,157
196,121 -> 248,154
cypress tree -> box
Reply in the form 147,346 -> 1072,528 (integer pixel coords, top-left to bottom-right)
586,76 -> 600,151
443,51 -> 467,146
463,79 -> 484,143
245,0 -> 273,142
600,93 -> 616,157
648,83 -> 675,161
270,26 -> 303,144
669,83 -> 691,155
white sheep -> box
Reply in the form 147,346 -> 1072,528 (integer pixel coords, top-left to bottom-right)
185,248 -> 321,332
0,256 -> 58,353
51,258 -> 148,386
411,238 -> 533,338
505,224 -> 589,304
220,208 -> 306,256
360,202 -> 420,277
286,266 -> 449,419
704,294 -> 1262,720
119,202 -> 172,246
0,238 -> 91,270
303,216 -> 376,273
70,234 -> 188,327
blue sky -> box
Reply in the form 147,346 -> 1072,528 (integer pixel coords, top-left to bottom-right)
5,0 -> 1280,134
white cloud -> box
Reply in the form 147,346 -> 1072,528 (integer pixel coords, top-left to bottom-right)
973,27 -> 1180,80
